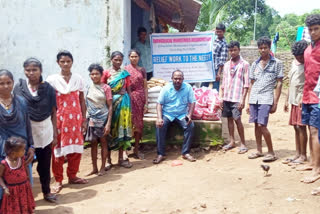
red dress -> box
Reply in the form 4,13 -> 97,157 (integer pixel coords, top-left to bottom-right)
1,158 -> 35,214
56,90 -> 84,157
124,64 -> 146,133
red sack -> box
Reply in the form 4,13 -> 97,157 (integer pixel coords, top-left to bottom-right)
193,88 -> 203,100
207,89 -> 221,110
196,88 -> 210,108
192,106 -> 204,120
202,108 -> 221,121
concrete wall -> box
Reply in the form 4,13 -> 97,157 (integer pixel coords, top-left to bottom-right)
0,0 -> 128,84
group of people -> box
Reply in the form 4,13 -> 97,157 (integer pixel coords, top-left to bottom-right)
219,14 -> 320,195
0,12 -> 319,213
0,48 -> 150,213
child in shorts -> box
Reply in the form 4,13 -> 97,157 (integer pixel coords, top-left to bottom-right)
220,41 -> 250,154
283,40 -> 308,165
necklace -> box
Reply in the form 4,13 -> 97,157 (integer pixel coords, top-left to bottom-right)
0,97 -> 12,110
5,157 -> 21,170
28,82 -> 39,92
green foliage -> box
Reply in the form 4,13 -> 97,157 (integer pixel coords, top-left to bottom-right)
196,1 -> 320,50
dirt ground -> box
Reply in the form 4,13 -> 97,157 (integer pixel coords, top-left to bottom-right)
33,92 -> 320,214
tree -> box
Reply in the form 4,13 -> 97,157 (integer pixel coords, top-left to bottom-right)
271,9 -> 320,50
196,0 -> 278,45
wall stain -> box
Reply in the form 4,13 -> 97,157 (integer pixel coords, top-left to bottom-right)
105,0 -> 110,66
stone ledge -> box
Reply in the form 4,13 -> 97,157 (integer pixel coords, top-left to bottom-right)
142,117 -> 222,146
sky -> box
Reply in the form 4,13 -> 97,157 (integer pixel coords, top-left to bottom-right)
265,0 -> 318,16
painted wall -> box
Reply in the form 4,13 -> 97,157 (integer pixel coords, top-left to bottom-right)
0,0 -> 128,84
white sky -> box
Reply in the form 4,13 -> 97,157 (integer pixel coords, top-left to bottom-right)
265,0 -> 319,16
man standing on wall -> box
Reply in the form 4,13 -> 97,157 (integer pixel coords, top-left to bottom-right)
201,23 -> 228,91
133,27 -> 153,80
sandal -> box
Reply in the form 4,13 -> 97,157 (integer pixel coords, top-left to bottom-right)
238,147 -> 248,154
129,152 -> 145,160
68,177 -> 88,184
44,193 -> 57,203
52,183 -> 63,194
289,159 -> 305,165
263,154 -> 278,162
248,152 -> 264,159
282,158 -> 294,164
119,160 -> 133,168
105,163 -> 113,171
222,144 -> 235,151
153,155 -> 166,164
182,154 -> 196,162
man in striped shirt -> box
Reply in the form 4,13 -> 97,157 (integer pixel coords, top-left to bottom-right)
220,41 -> 250,154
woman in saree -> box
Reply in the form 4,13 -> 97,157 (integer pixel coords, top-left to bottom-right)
13,58 -> 57,202
124,49 -> 148,159
0,69 -> 34,200
101,51 -> 133,168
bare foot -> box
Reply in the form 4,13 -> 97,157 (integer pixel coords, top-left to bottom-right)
86,170 -> 98,176
301,172 -> 320,184
98,168 -> 106,176
296,164 -> 313,171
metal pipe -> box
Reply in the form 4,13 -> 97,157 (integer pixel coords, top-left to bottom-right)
253,0 -> 257,41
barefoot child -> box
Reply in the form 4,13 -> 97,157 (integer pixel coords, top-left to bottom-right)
0,137 -> 35,214
283,40 -> 308,165
220,41 -> 250,154
246,36 -> 283,162
85,64 -> 113,176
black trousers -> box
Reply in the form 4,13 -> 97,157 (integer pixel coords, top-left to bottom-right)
35,144 -> 52,195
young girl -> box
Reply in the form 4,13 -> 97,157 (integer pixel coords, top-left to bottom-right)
46,50 -> 88,193
0,137 -> 35,214
85,64 -> 113,176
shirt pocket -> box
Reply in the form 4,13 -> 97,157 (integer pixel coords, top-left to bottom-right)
263,68 -> 276,80
181,96 -> 188,105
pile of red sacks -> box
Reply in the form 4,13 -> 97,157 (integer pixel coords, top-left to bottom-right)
192,87 -> 221,121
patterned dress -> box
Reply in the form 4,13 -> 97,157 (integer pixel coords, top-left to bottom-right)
46,73 -> 85,157
1,158 -> 35,214
124,64 -> 146,134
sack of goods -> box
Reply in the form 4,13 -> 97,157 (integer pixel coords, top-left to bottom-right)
192,87 -> 221,121
144,78 -> 167,117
